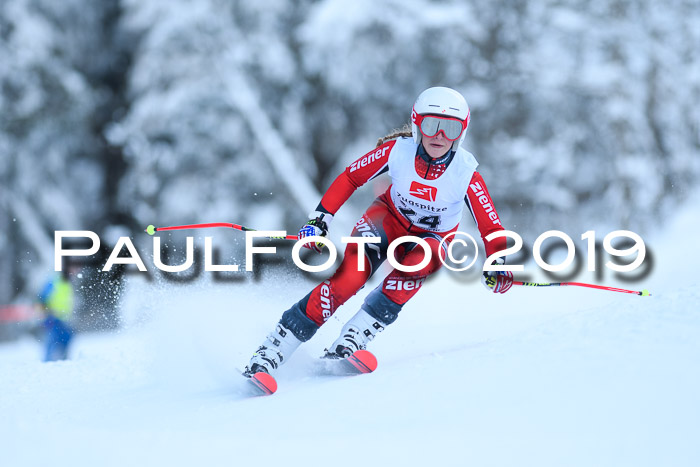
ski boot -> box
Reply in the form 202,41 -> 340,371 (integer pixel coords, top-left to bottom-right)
243,323 -> 302,377
324,308 -> 385,359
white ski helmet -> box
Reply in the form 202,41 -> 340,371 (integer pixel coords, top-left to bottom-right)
411,87 -> 470,151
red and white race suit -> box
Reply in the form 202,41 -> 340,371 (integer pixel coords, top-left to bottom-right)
281,137 -> 506,337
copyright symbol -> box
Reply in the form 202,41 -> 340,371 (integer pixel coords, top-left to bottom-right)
439,231 -> 479,272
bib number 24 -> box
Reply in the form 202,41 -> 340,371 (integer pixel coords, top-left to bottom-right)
399,207 -> 441,230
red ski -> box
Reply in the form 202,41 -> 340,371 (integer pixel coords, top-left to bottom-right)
247,371 -> 278,396
342,349 -> 378,374
318,349 -> 378,376
244,350 -> 378,396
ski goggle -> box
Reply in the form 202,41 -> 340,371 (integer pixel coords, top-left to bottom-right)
412,111 -> 468,141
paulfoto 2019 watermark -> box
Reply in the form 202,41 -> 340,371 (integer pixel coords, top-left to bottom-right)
54,229 -> 648,277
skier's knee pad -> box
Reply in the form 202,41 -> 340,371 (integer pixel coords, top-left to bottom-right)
280,292 -> 321,342
362,287 -> 403,326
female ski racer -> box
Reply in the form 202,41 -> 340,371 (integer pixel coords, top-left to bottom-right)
244,87 -> 513,376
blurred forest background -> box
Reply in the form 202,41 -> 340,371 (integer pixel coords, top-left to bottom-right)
1,0 -> 699,322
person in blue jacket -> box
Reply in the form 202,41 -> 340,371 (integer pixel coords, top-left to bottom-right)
37,270 -> 75,361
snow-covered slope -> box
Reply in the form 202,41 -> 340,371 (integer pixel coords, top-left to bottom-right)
2,196 -> 699,467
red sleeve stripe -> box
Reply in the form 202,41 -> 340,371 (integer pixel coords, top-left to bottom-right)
319,140 -> 396,214
465,172 -> 506,258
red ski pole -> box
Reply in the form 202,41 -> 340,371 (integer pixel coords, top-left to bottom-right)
513,280 -> 651,296
145,223 -> 299,241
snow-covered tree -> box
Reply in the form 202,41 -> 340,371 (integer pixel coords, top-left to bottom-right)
108,0 -> 321,234
0,0 -> 127,317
